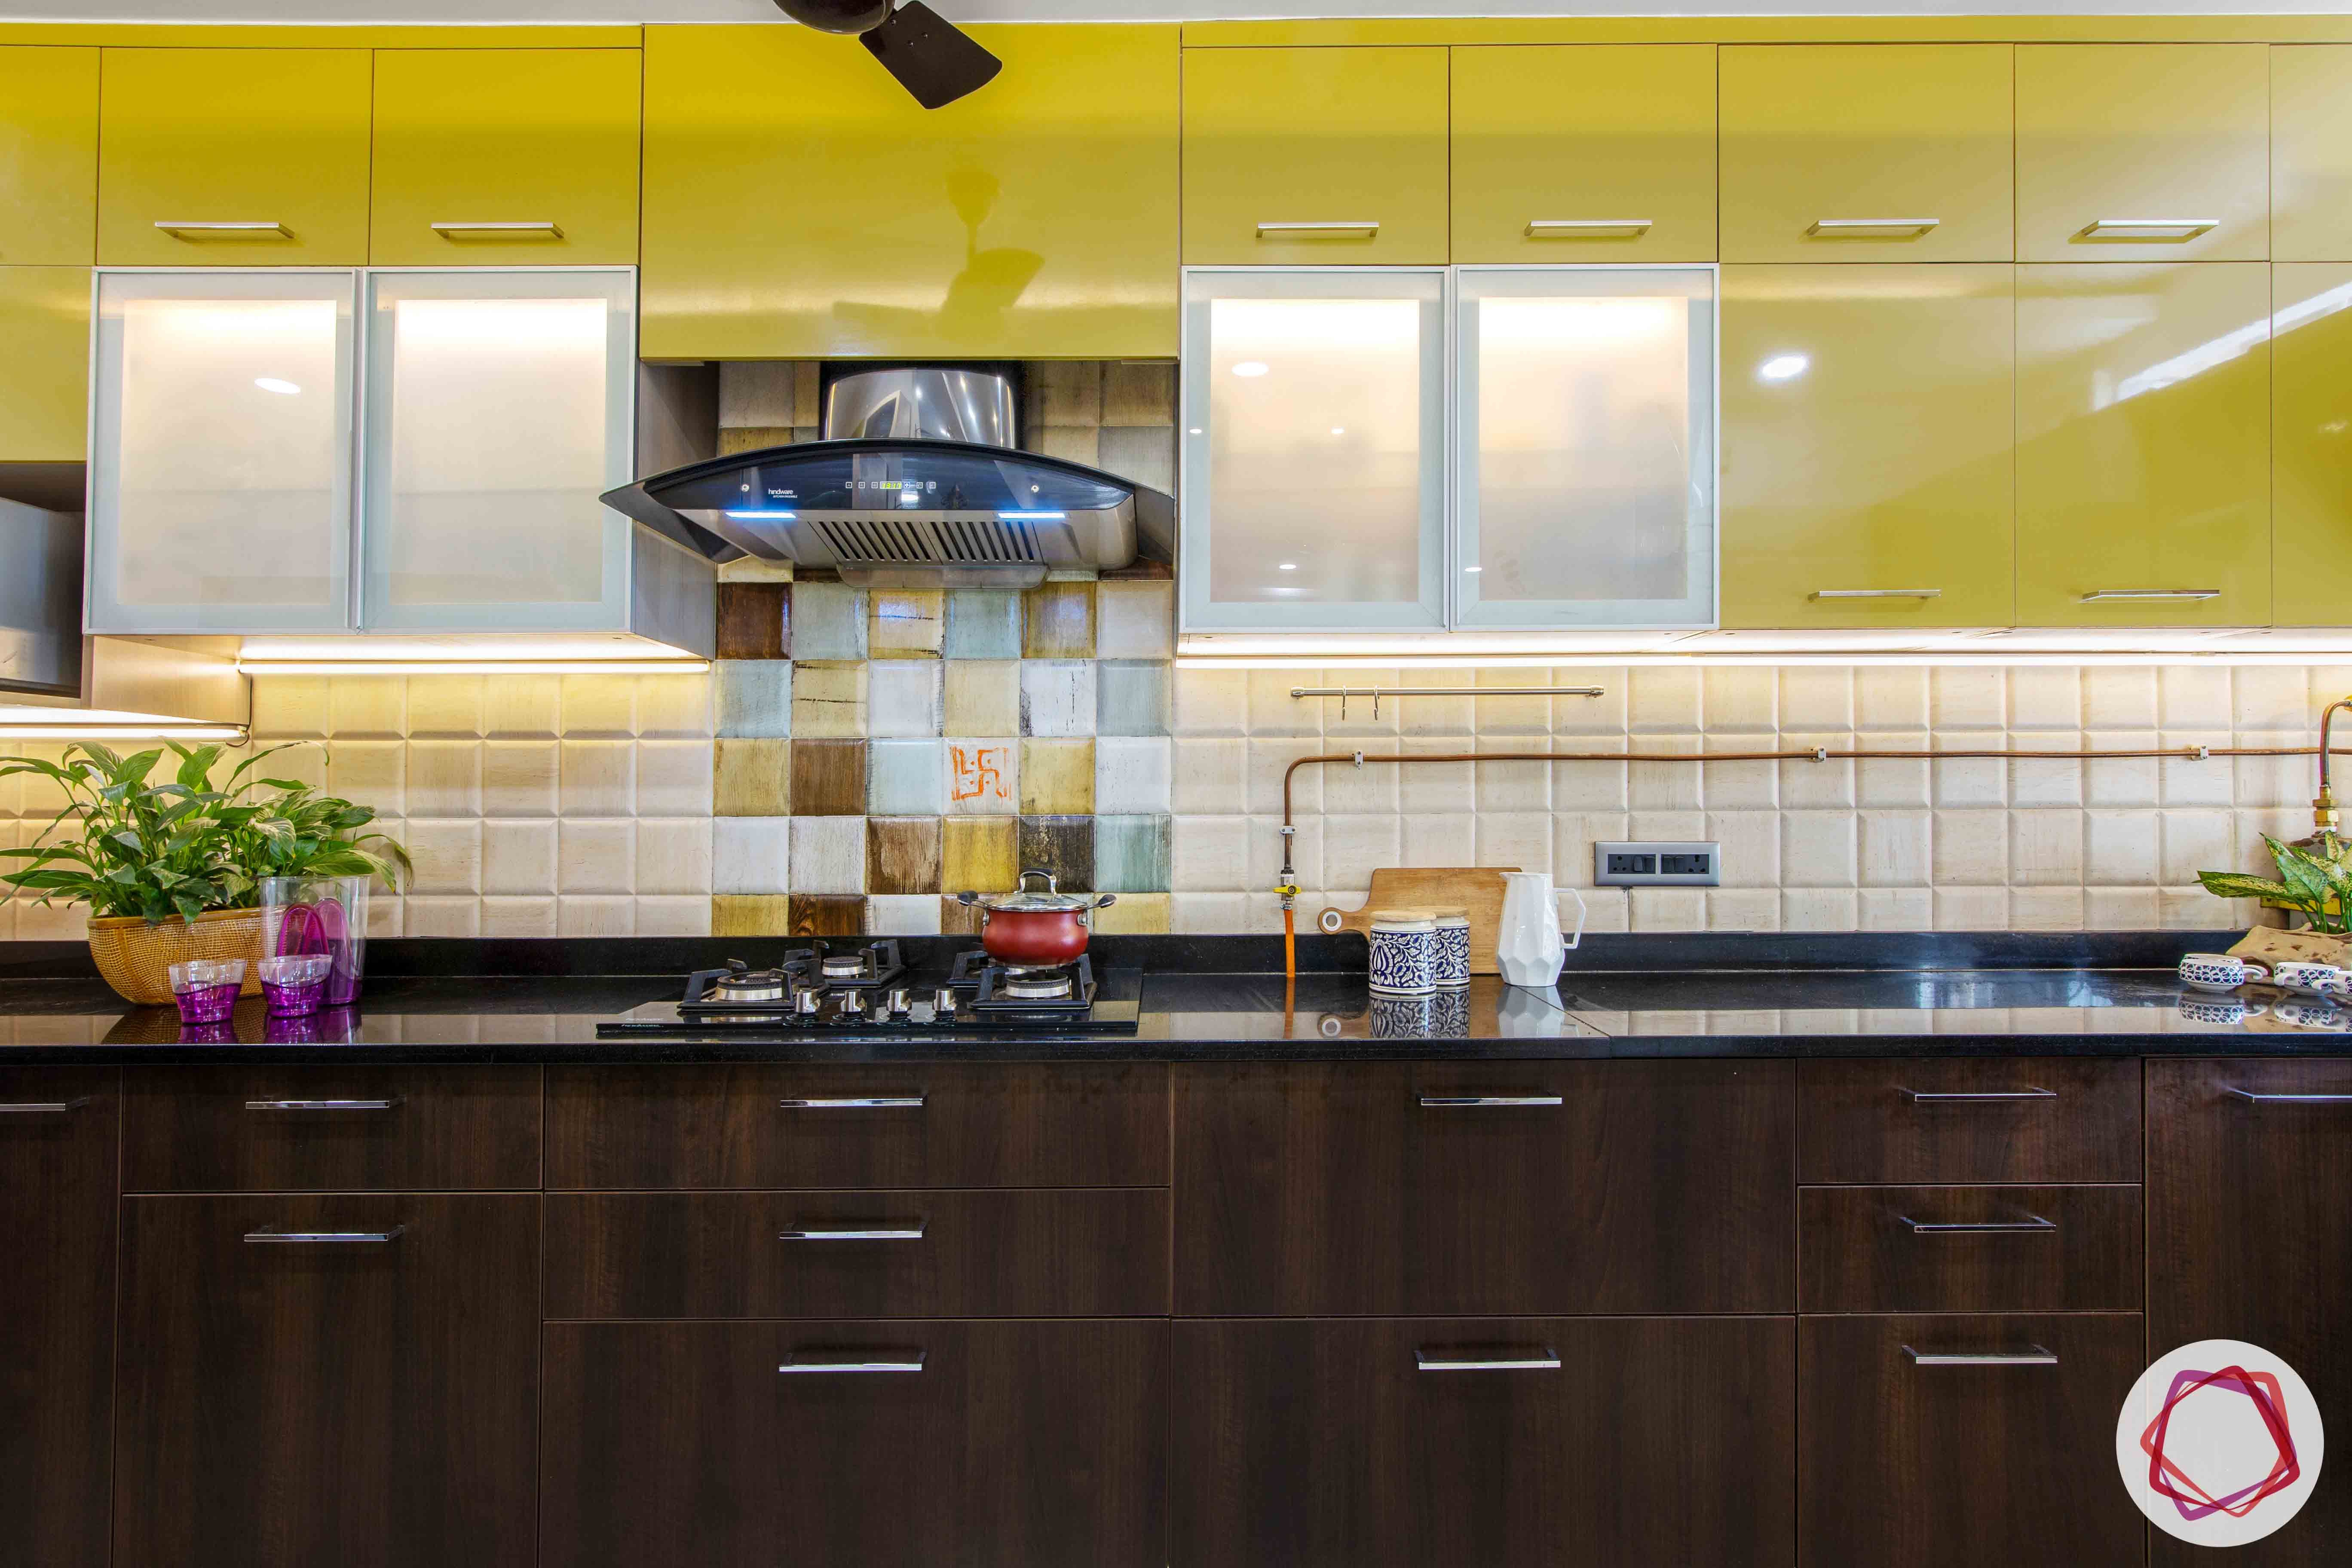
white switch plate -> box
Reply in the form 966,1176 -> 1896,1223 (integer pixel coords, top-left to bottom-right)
1594,841 -> 1721,887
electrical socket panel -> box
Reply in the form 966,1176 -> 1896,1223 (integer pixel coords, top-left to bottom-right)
1594,841 -> 1721,887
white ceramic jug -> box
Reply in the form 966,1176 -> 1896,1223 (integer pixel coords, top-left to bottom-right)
1495,871 -> 1587,989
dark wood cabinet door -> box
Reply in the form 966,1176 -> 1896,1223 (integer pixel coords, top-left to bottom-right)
1798,1313 -> 2146,1568
1171,1316 -> 1795,1568
542,1319 -> 1168,1568
2149,1058 -> 2352,1566
114,1194 -> 540,1568
1799,1184 -> 2142,1311
0,1069 -> 116,1568
1176,1061 -> 1794,1314
1799,1058 -> 2142,1183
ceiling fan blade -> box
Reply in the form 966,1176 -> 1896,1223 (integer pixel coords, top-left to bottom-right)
860,1 -> 1002,110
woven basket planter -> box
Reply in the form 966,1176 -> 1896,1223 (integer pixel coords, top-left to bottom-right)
86,908 -> 266,1007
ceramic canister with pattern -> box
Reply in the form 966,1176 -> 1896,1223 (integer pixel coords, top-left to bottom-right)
1430,906 -> 1472,989
1368,910 -> 1439,997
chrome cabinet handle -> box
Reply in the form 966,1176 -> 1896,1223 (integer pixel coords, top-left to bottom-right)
244,1226 -> 406,1244
781,1223 -> 926,1241
2081,588 -> 2220,602
1904,1344 -> 2058,1367
781,1351 -> 926,1375
1525,218 -> 1651,236
1808,217 -> 1939,236
430,220 -> 564,237
1899,1087 -> 2055,1102
779,1095 -> 924,1110
1812,588 -> 1942,599
154,220 -> 290,238
245,1098 -> 400,1112
2227,1090 -> 2352,1104
1418,1094 -> 1564,1108
1901,1214 -> 2058,1234
1256,220 -> 1379,237
2079,217 -> 2217,240
1417,1348 -> 1563,1372
0,1097 -> 90,1114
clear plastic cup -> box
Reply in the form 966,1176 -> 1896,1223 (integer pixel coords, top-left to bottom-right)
262,876 -> 369,1007
167,959 -> 247,1025
257,953 -> 334,1017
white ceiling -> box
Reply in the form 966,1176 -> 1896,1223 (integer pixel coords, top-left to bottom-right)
4,0 -> 2340,21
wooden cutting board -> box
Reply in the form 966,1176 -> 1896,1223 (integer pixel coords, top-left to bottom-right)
1317,868 -> 1517,975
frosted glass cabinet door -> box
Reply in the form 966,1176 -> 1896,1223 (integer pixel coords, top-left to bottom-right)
88,271 -> 356,632
360,269 -> 635,631
1453,266 -> 1716,628
1180,268 -> 1446,632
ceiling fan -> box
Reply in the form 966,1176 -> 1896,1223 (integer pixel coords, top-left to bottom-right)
773,0 -> 1004,109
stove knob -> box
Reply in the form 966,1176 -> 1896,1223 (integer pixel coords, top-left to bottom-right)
840,990 -> 867,1016
886,987 -> 912,1018
934,986 -> 960,1017
793,989 -> 822,1016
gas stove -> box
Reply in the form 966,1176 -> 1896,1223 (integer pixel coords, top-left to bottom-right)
598,945 -> 1141,1037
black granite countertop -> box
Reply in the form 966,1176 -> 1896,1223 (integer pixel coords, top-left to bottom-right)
1,931 -> 2347,1063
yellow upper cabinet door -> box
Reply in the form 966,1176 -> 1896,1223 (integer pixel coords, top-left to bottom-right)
2015,263 -> 2270,626
99,48 -> 371,266
0,267 -> 90,461
2273,47 -> 2352,263
370,49 -> 642,266
643,24 -> 1176,361
1451,45 -> 1714,263
1183,46 -> 1448,266
2016,45 -> 2269,263
1719,45 -> 2013,264
1720,265 -> 2015,629
2274,263 -> 2352,625
0,47 -> 98,265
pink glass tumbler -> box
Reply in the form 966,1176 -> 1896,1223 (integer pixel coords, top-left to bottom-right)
167,959 -> 246,1025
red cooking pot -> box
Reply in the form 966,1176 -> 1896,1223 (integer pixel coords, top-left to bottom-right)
955,869 -> 1116,967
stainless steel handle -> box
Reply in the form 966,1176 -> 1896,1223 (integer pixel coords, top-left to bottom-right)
245,1098 -> 400,1112
1417,1348 -> 1563,1372
0,1097 -> 90,1114
780,1352 -> 926,1375
779,1095 -> 925,1110
2081,588 -> 2220,602
780,1223 -> 926,1241
154,220 -> 290,238
1812,588 -> 1942,599
2226,1090 -> 2352,1104
429,220 -> 565,237
1256,220 -> 1379,237
1807,217 -> 1939,236
1901,1215 -> 2058,1234
2080,217 -> 2218,240
244,1226 -> 406,1244
1904,1345 -> 2058,1367
1525,218 -> 1651,236
1900,1087 -> 2055,1102
1418,1094 -> 1565,1108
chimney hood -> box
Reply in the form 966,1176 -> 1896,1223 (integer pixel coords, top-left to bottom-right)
601,364 -> 1173,589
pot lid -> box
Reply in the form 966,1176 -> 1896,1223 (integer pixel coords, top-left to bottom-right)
959,868 -> 1105,913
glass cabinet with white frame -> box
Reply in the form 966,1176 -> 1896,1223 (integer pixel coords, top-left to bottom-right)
1179,268 -> 1448,632
1176,264 -> 1718,637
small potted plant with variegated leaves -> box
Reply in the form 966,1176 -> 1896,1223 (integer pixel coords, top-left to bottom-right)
2199,833 -> 2352,937
0,741 -> 409,1004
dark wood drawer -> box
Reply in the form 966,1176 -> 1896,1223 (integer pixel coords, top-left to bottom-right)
545,1188 -> 1170,1318
123,1066 -> 542,1191
1798,1059 -> 2140,1183
1798,1313 -> 2145,1568
1173,1316 -> 1795,1568
546,1063 -> 1169,1189
542,1319 -> 1167,1568
1175,1061 -> 1794,1315
1799,1185 -> 2141,1311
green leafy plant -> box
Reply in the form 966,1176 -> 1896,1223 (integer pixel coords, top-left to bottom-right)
2199,833 -> 2352,935
0,741 -> 410,924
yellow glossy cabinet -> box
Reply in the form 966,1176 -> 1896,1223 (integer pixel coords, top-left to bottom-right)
2274,263 -> 2352,624
370,49 -> 642,266
1719,45 -> 2013,264
2014,263 -> 2270,625
1451,45 -> 1714,263
642,23 -> 1176,361
2273,47 -> 2352,262
0,47 -> 98,265
1182,46 -> 1448,266
2015,45 -> 2268,263
1720,265 -> 2015,628
0,267 -> 89,461
97,48 -> 371,266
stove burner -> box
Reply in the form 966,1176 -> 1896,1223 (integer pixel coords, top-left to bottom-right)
820,955 -> 865,980
1000,971 -> 1075,1000
959,951 -> 1098,1015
